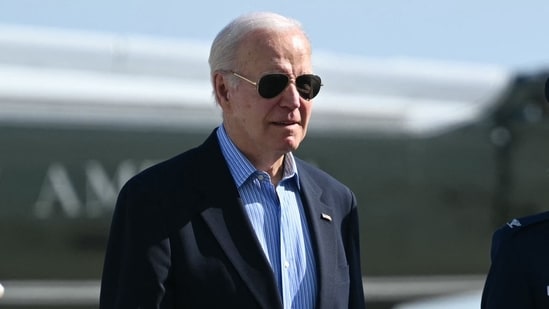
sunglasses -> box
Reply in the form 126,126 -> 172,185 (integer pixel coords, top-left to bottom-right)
231,72 -> 322,100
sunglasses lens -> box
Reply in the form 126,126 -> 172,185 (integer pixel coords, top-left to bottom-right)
255,73 -> 322,99
257,74 -> 290,99
296,74 -> 322,100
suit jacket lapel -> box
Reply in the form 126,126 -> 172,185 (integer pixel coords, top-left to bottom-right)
194,131 -> 283,309
298,164 -> 338,309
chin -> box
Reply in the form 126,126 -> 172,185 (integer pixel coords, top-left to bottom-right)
281,137 -> 302,152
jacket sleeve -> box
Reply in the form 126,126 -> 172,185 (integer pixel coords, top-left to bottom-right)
346,192 -> 366,309
99,178 -> 173,309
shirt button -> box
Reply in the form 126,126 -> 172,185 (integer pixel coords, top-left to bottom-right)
284,261 -> 290,269
257,175 -> 264,181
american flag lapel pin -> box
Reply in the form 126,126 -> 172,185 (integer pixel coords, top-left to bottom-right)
321,213 -> 332,222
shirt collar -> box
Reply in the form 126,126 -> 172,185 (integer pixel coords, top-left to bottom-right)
216,125 -> 300,188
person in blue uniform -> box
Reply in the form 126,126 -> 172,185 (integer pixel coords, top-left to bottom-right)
482,77 -> 549,308
481,211 -> 549,308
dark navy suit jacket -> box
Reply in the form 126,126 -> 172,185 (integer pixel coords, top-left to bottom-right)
99,129 -> 365,309
481,211 -> 549,308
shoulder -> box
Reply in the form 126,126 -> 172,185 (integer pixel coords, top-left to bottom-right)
494,211 -> 549,241
295,157 -> 348,188
123,131 -> 221,194
490,211 -> 549,261
130,147 -> 199,185
295,157 -> 357,208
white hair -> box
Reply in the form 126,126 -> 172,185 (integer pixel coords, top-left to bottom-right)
208,12 -> 308,93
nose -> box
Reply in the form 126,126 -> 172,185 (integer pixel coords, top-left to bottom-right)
278,82 -> 301,109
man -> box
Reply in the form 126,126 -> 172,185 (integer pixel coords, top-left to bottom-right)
481,211 -> 549,308
100,12 -> 365,309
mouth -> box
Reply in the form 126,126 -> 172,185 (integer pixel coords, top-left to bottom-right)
272,121 -> 300,127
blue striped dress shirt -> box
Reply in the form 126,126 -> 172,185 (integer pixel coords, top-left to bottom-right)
217,126 -> 318,309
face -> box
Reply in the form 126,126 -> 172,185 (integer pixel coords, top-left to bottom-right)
216,28 -> 314,164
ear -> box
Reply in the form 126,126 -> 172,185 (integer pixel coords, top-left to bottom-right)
214,72 -> 231,106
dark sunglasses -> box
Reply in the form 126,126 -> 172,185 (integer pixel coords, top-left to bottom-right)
231,72 -> 322,100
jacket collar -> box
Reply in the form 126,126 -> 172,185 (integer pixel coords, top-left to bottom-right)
297,163 -> 338,309
195,130 -> 283,308
195,129 -> 338,309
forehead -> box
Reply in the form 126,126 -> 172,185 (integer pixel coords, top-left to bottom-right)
235,28 -> 312,72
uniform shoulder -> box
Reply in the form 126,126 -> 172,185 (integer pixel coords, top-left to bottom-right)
490,211 -> 549,260
499,211 -> 549,234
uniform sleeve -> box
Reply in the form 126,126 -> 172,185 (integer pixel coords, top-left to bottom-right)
489,228 -> 506,262
481,233 -> 531,309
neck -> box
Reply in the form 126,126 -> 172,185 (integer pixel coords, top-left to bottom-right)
253,154 -> 285,186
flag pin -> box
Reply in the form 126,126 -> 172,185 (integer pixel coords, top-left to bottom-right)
321,213 -> 332,222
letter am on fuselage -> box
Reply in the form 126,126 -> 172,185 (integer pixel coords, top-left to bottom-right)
33,160 -> 157,219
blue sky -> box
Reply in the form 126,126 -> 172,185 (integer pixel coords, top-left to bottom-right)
0,0 -> 548,70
